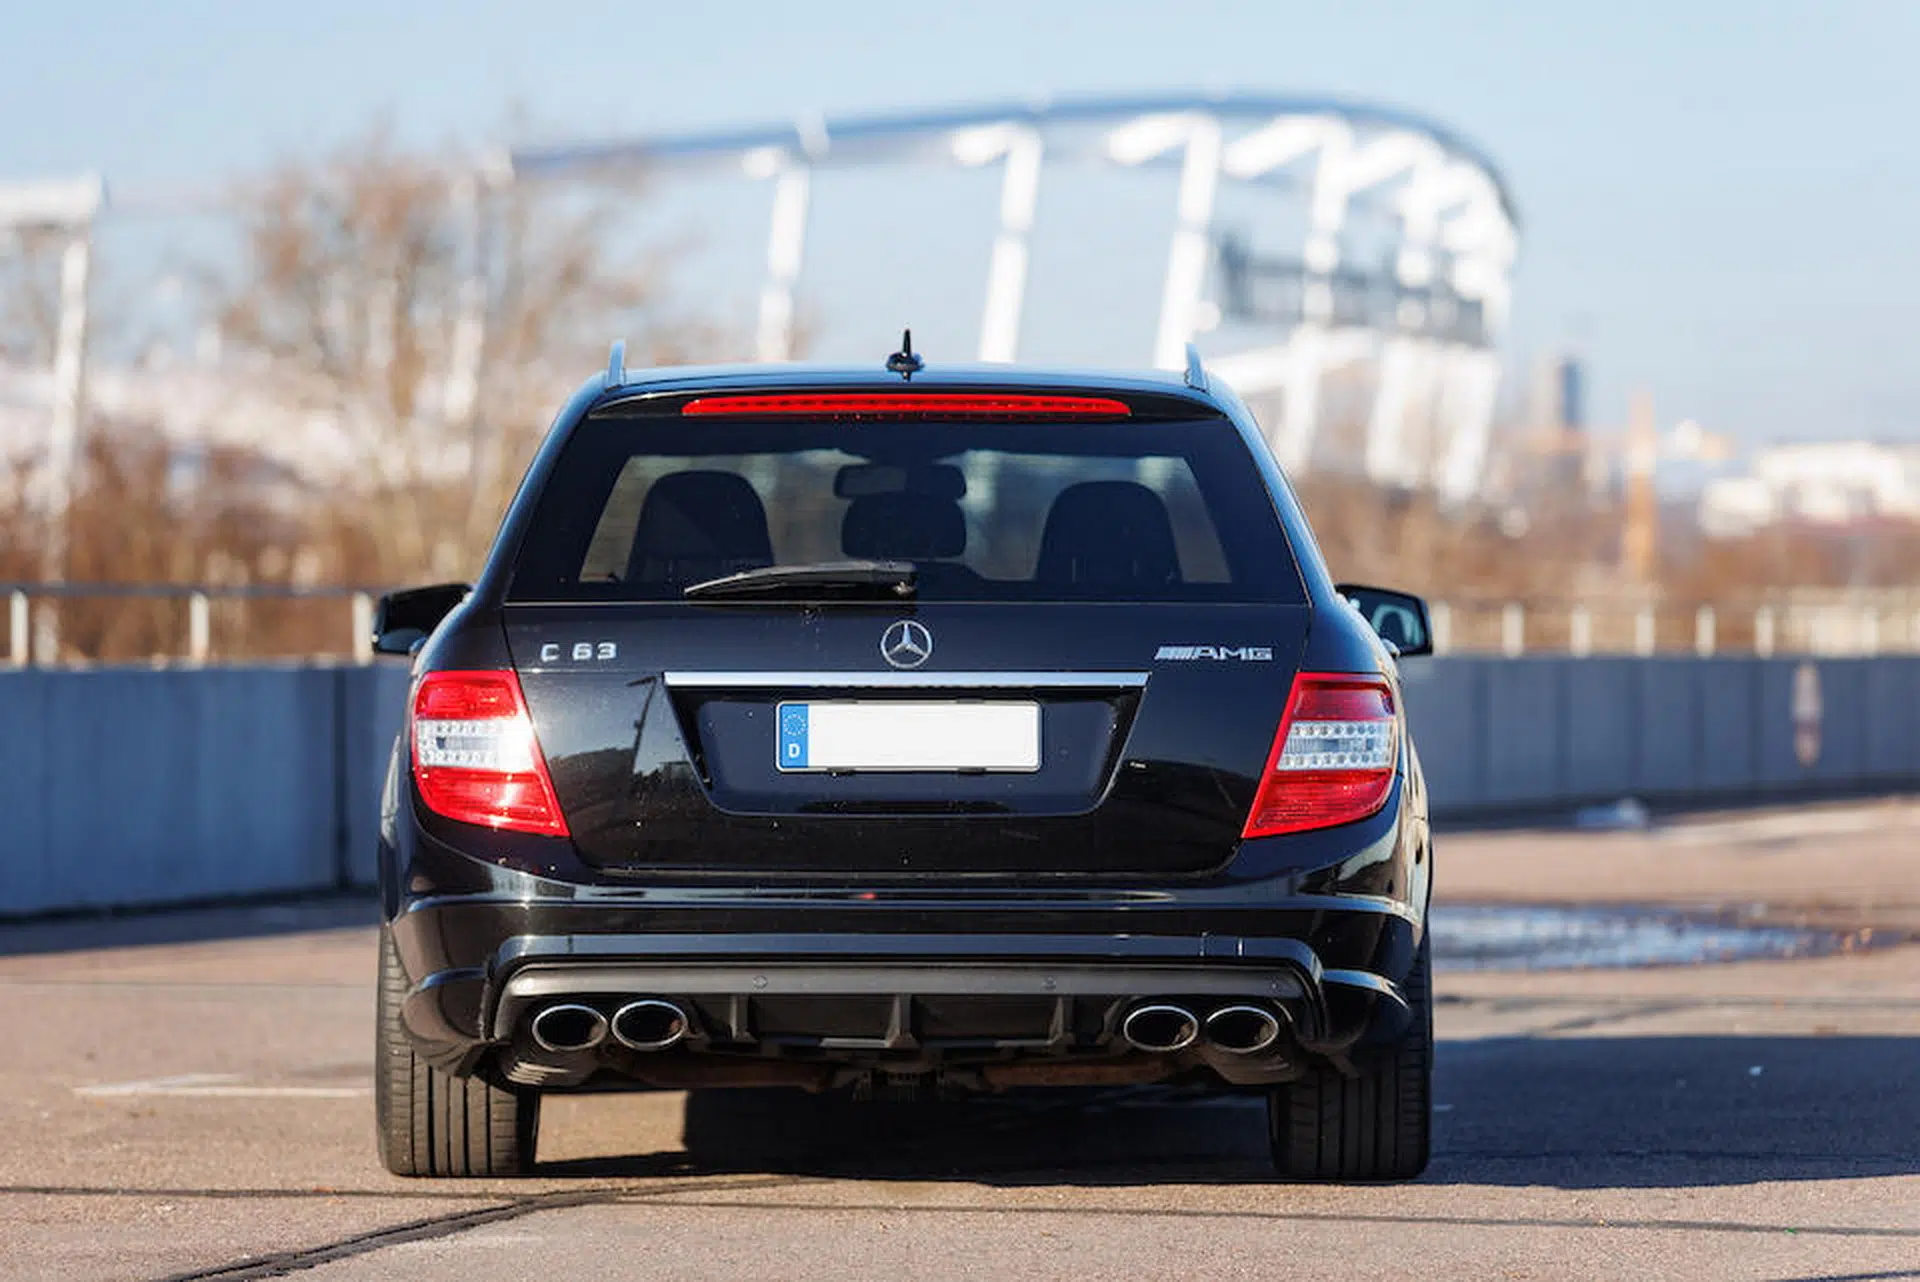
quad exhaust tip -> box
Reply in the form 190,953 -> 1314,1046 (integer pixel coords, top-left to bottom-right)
1120,1003 -> 1200,1053
529,1003 -> 609,1053
610,999 -> 691,1052
1204,1004 -> 1282,1054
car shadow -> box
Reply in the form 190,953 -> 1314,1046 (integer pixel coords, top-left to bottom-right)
537,1034 -> 1920,1189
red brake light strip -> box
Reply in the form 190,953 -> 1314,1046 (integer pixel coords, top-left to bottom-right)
680,393 -> 1132,418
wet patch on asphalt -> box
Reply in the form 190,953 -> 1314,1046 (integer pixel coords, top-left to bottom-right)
1431,903 -> 1891,971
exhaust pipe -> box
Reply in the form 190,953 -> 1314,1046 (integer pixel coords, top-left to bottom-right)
529,1003 -> 609,1053
1204,1004 -> 1282,1054
610,999 -> 691,1052
1119,1003 -> 1199,1053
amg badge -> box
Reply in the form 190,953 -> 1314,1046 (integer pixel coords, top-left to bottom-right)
1155,645 -> 1274,661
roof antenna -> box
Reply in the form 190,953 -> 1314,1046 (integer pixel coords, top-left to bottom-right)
1183,341 -> 1208,392
886,329 -> 924,380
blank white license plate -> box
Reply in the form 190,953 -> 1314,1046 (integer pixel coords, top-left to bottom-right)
776,701 -> 1040,772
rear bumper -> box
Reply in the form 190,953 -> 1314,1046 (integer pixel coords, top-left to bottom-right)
392,896 -> 1421,1088
382,756 -> 1430,1089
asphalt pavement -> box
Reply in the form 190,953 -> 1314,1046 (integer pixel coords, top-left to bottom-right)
1,802 -> 1916,1281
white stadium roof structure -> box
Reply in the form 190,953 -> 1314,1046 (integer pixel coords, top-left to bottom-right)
1,93 -> 1520,511
511,93 -> 1522,501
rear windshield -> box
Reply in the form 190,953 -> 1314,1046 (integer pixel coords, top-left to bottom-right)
508,414 -> 1303,604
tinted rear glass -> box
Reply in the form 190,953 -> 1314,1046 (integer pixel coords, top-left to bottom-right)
508,414 -> 1303,603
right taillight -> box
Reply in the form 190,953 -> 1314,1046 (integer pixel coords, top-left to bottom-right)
410,669 -> 569,837
1242,672 -> 1398,839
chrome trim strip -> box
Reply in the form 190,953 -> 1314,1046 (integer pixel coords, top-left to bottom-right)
410,966 -> 486,996
501,965 -> 1306,1003
492,932 -> 1322,973
1321,968 -> 1408,1009
1281,894 -> 1423,924
662,670 -> 1149,690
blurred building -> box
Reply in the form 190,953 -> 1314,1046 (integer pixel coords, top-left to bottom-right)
1485,350 -> 1592,501
1698,441 -> 1920,537
0,351 -> 451,503
1527,351 -> 1589,493
1529,352 -> 1585,435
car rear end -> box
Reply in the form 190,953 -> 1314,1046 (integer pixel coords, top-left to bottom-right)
377,367 -> 1431,1179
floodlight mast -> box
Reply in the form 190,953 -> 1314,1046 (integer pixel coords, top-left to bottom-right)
448,152 -> 520,549
743,116 -> 827,364
755,162 -> 810,362
0,175 -> 103,662
953,124 -> 1042,363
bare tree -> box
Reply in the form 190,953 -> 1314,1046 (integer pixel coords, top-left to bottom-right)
206,126 -> 733,585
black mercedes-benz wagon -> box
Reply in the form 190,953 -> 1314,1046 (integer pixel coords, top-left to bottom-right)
372,339 -> 1436,1181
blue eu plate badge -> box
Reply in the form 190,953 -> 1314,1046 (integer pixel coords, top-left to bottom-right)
778,704 -> 810,769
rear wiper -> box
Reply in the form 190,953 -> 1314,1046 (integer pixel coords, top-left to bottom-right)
682,559 -> 917,601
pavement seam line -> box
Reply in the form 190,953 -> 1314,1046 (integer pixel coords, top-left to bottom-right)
139,1086 -> 1120,1279
143,1174 -> 812,1282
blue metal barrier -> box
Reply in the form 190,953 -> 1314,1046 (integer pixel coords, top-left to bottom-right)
0,657 -> 1907,916
1395,654 -> 1914,817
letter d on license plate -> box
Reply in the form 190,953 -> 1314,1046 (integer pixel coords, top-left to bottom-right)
776,701 -> 1040,772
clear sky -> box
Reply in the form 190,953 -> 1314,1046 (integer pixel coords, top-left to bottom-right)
1,0 -> 1913,445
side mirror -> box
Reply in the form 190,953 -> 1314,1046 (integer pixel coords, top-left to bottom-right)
1334,583 -> 1434,658
371,583 -> 471,656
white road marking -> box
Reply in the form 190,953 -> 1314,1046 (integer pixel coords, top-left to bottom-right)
74,1073 -> 368,1099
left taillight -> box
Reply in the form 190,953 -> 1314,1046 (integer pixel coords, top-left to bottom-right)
1241,672 -> 1399,840
410,669 -> 570,837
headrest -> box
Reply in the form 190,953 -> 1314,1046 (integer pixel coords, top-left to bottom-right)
1035,480 -> 1181,589
841,493 -> 967,561
625,470 -> 773,584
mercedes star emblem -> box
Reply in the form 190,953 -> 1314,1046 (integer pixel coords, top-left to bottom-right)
880,619 -> 933,669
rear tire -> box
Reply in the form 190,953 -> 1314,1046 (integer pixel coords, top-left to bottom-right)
376,926 -> 538,1177
1267,938 -> 1432,1181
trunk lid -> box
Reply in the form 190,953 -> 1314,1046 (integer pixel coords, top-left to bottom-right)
509,602 -> 1308,876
